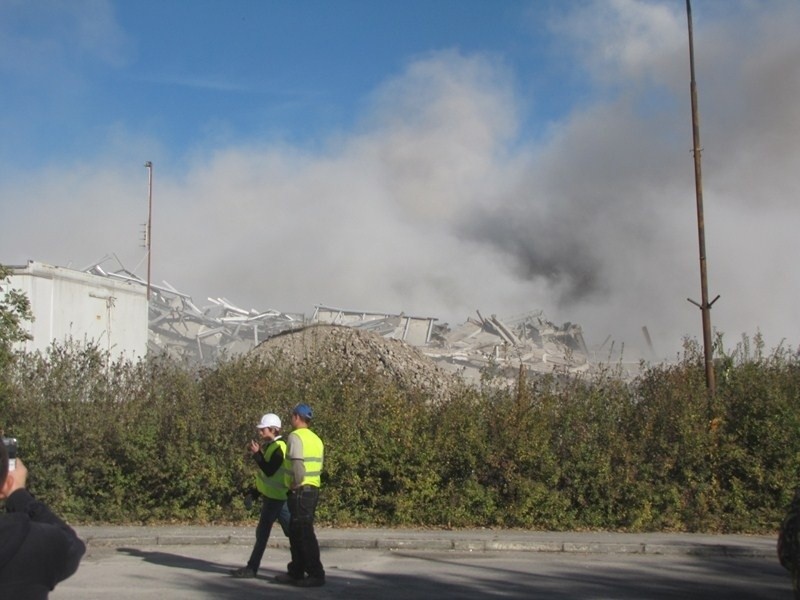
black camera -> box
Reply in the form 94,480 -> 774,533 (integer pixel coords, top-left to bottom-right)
2,436 -> 18,471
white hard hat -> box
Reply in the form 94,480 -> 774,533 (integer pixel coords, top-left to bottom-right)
256,413 -> 281,429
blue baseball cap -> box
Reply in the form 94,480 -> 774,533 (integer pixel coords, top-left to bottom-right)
293,403 -> 313,419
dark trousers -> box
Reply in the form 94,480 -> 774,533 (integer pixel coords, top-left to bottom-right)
286,486 -> 324,579
247,497 -> 290,571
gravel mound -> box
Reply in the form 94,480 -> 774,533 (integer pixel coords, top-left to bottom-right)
251,324 -> 453,400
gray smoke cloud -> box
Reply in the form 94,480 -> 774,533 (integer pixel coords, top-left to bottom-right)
1,1 -> 799,360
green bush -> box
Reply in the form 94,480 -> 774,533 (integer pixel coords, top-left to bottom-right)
1,334 -> 798,533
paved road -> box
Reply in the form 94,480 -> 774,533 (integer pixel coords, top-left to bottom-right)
47,526 -> 789,599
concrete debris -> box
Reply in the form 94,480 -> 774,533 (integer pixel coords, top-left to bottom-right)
251,324 -> 453,401
422,310 -> 592,385
311,306 -> 597,383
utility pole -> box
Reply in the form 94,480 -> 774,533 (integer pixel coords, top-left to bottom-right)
144,161 -> 153,302
685,0 -> 719,397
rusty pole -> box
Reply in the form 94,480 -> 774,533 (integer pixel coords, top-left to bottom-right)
685,0 -> 718,397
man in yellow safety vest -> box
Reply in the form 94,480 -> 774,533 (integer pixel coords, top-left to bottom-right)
274,403 -> 325,587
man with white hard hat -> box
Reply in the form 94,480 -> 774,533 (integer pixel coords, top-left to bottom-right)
230,413 -> 290,579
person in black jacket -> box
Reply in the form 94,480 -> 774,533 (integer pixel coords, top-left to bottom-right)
0,440 -> 86,599
229,412 -> 290,579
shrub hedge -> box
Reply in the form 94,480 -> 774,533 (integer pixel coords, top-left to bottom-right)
1,334 -> 798,533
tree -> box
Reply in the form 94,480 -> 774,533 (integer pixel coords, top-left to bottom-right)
0,264 -> 33,406
0,264 -> 33,349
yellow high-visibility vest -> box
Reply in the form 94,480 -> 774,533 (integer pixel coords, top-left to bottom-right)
284,428 -> 324,488
255,438 -> 290,500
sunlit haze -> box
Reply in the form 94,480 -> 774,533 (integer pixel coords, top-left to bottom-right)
2,1 -> 798,360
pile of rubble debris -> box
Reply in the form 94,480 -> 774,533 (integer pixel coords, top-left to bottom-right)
424,310 -> 592,385
251,324 -> 454,400
311,305 -> 595,385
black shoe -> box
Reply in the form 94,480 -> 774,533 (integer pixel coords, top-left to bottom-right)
296,576 -> 325,587
230,566 -> 256,578
274,573 -> 302,585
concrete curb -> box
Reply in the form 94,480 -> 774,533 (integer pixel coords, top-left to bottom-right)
75,527 -> 778,560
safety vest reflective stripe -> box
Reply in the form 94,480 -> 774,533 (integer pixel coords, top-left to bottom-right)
302,457 -> 322,477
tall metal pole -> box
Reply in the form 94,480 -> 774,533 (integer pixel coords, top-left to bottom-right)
685,0 -> 718,397
145,161 -> 153,302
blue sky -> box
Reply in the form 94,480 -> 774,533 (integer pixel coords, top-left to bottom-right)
2,1 -> 574,171
2,0 -> 799,358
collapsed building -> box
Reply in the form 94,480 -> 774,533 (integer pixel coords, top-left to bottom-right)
135,291 -> 592,384
7,260 -> 606,384
84,264 -> 306,364
424,310 -> 592,384
310,304 -> 594,384
83,265 -> 597,381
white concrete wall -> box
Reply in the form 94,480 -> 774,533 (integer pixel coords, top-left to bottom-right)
4,261 -> 148,361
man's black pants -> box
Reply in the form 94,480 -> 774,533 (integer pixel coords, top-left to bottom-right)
286,486 -> 325,580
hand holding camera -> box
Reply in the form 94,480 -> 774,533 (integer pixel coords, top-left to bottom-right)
2,435 -> 18,471
0,457 -> 27,500
1,433 -> 26,499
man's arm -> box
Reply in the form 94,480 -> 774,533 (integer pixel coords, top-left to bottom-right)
287,432 -> 306,488
252,444 -> 285,477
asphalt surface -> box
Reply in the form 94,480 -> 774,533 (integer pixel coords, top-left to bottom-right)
49,526 -> 786,599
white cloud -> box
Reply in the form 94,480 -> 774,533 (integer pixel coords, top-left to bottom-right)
551,0 -> 686,87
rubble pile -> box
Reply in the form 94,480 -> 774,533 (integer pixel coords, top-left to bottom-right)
251,324 -> 454,400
